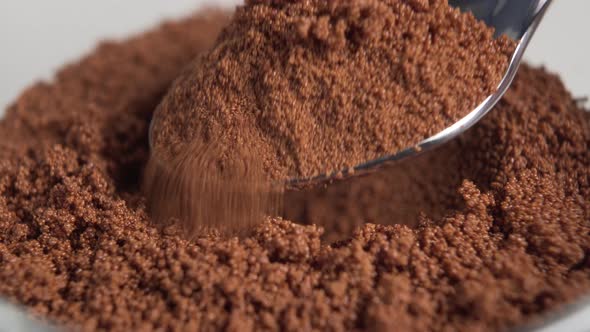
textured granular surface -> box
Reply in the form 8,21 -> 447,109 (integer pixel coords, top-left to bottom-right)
150,0 -> 515,180
0,9 -> 589,332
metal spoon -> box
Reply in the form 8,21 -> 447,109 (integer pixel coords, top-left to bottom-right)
288,0 -> 553,187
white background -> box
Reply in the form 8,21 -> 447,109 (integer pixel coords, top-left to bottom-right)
0,1 -> 588,331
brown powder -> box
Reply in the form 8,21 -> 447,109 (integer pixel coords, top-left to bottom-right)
150,0 -> 515,181
144,140 -> 283,236
0,8 -> 589,332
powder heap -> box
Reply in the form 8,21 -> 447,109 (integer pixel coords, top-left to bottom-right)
0,8 -> 589,332
150,0 -> 515,181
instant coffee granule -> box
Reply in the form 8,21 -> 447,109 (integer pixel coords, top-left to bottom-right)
149,0 -> 515,181
0,8 -> 589,332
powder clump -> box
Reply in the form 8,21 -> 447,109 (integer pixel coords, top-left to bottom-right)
150,0 -> 516,180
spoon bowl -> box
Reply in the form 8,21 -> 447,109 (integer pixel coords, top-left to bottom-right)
287,0 -> 553,188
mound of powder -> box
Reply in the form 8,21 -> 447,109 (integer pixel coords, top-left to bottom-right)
150,0 -> 515,180
0,8 -> 589,332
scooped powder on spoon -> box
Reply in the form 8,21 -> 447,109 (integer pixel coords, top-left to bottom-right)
150,0 -> 516,181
